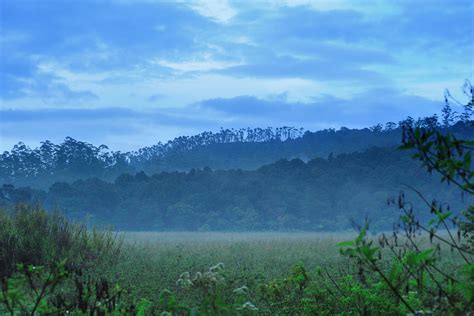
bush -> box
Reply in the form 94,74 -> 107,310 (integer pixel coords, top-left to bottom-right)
0,203 -> 121,278
0,204 -> 137,315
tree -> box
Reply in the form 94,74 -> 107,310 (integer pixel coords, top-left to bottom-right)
460,80 -> 474,123
384,122 -> 397,131
369,123 -> 383,133
340,86 -> 474,314
441,101 -> 456,128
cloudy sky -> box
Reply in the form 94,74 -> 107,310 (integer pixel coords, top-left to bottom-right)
0,0 -> 472,151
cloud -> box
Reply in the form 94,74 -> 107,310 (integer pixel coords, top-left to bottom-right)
156,58 -> 241,73
1,1 -> 212,66
0,59 -> 98,103
0,1 -> 215,101
187,0 -> 237,23
248,2 -> 473,50
0,0 -> 471,145
196,89 -> 443,127
0,89 -> 444,151
0,107 -> 219,151
218,54 -> 388,82
0,107 -> 215,127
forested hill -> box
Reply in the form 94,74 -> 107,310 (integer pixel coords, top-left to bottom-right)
0,146 -> 469,231
2,118 -> 470,189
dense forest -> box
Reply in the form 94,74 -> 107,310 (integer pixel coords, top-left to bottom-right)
1,113 -> 472,231
1,117 -> 454,189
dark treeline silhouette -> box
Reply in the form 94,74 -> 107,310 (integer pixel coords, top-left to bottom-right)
1,127 -> 304,188
2,116 -> 467,189
1,99 -> 473,231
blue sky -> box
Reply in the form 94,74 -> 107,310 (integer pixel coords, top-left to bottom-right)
0,0 -> 473,151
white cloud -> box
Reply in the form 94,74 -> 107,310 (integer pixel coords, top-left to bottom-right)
187,0 -> 237,23
155,58 -> 241,72
266,0 -> 402,17
37,62 -> 109,83
147,74 -> 333,106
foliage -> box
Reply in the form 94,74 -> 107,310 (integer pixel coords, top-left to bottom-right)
0,260 -> 149,315
0,206 -> 146,315
0,124 -> 418,189
2,144 -> 471,231
0,213 -> 472,315
1,261 -> 69,315
338,88 -> 474,314
0,204 -> 121,279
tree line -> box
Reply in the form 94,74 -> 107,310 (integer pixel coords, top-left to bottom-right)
1,145 -> 470,231
2,110 -> 472,189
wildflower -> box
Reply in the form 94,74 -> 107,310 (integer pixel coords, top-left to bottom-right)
237,301 -> 258,312
180,271 -> 190,279
209,262 -> 224,273
233,285 -> 249,295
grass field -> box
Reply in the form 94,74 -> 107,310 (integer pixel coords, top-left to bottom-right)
1,206 -> 471,314
113,232 -> 354,304
103,230 -> 468,314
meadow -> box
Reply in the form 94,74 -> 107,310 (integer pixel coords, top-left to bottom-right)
115,231 -> 351,298
106,230 -> 469,312
1,124 -> 473,314
0,205 -> 472,315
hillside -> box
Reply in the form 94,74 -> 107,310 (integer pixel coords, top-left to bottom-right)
1,146 -> 469,231
2,117 -> 465,189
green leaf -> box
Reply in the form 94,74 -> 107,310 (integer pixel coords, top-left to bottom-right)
137,298 -> 151,316
401,215 -> 412,224
464,152 -> 472,170
360,245 -> 379,261
417,248 -> 434,262
428,218 -> 437,226
356,226 -> 367,244
337,240 -> 355,247
437,211 -> 453,223
388,262 -> 403,284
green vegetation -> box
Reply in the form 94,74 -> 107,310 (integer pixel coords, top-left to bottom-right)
1,88 -> 473,314
3,120 -> 471,190
0,204 -> 121,278
0,204 -> 131,314
1,212 -> 472,314
2,104 -> 473,231
0,126 -> 398,189
1,144 -> 471,231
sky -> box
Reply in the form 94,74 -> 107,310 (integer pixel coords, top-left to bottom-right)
0,0 -> 473,151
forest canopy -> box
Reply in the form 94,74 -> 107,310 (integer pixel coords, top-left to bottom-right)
1,112 -> 473,231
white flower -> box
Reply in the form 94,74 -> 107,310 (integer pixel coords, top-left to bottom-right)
238,301 -> 258,311
233,285 -> 249,295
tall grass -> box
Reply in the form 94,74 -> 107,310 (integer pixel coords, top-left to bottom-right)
110,231 -> 351,311
0,204 -> 121,278
1,207 -> 471,314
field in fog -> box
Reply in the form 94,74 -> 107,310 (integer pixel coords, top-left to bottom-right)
123,231 -> 357,243
92,231 -> 368,312
121,231 -> 356,274
114,231 -> 354,298
2,206 -> 470,314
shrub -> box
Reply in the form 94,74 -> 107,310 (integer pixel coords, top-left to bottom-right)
0,203 -> 121,278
